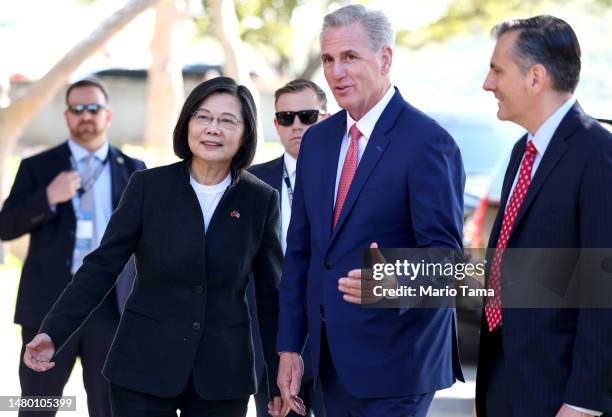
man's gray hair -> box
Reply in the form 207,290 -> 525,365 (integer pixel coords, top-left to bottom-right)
321,4 -> 395,52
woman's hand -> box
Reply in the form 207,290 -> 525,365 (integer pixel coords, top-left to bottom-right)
23,333 -> 55,372
267,396 -> 283,417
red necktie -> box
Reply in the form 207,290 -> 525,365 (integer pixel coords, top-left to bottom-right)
486,140 -> 537,331
333,124 -> 361,229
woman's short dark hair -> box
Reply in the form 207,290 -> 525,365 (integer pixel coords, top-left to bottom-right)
173,76 -> 257,170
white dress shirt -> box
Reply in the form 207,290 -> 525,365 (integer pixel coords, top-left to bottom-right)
506,97 -> 576,200
333,85 -> 395,204
504,96 -> 601,417
190,173 -> 231,233
281,153 -> 296,253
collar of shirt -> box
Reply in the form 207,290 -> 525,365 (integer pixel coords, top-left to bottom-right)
283,152 -> 297,179
190,172 -> 232,193
68,138 -> 109,163
528,96 -> 576,157
346,84 -> 395,143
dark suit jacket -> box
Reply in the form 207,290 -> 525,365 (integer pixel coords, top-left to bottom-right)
40,161 -> 282,400
248,156 -> 315,388
475,103 -> 612,415
0,141 -> 145,329
277,88 -> 465,398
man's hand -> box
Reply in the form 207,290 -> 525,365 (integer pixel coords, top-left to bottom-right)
23,333 -> 55,372
338,242 -> 397,304
277,352 -> 306,416
555,404 -> 595,417
46,171 -> 81,205
267,396 -> 282,417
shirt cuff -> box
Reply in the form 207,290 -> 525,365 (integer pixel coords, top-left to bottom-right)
566,403 -> 603,416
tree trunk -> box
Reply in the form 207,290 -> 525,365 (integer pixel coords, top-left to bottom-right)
298,50 -> 322,80
0,0 -> 162,204
209,0 -> 266,161
145,0 -> 191,156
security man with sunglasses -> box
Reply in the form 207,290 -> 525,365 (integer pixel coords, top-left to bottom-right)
0,77 -> 145,417
248,79 -> 328,417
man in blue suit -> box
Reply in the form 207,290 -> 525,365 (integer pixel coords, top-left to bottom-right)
276,5 -> 465,417
249,79 -> 328,417
475,16 -> 612,417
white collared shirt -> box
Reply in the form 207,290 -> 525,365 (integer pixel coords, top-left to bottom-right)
281,153 -> 297,253
333,85 -> 395,204
506,97 -> 576,202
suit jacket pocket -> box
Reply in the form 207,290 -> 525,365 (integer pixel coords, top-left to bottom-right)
123,305 -> 163,322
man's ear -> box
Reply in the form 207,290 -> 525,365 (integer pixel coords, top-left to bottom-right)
105,107 -> 113,126
527,64 -> 547,96
380,45 -> 393,75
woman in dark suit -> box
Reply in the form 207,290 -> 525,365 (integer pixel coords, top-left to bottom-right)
24,77 -> 284,417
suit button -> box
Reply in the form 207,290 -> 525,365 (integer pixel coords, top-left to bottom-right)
324,261 -> 333,270
69,230 -> 75,237
65,259 -> 71,267
195,285 -> 204,294
192,322 -> 201,330
319,305 -> 325,321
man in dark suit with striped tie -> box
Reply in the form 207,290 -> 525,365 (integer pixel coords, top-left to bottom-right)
248,79 -> 328,417
476,16 -> 612,417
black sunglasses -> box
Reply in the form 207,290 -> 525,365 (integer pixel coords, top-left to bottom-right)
275,110 -> 322,126
67,103 -> 107,115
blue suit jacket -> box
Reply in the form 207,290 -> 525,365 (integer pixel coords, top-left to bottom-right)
278,88 -> 465,398
475,103 -> 612,416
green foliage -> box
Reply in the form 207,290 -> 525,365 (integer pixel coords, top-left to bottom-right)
196,0 -> 313,75
397,0 -> 611,49
397,0 -> 544,48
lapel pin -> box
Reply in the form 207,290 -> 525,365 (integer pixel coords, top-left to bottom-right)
116,156 -> 124,164
230,210 -> 240,219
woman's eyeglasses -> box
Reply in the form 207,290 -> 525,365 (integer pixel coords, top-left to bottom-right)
191,109 -> 242,130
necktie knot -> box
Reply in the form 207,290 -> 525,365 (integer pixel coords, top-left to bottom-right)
349,124 -> 362,144
525,140 -> 537,160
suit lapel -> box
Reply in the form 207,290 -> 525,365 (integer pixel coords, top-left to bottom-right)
56,142 -> 76,221
179,161 -> 208,234
508,105 -> 580,240
271,157 -> 284,194
488,137 -> 525,247
328,91 -> 403,246
109,147 -> 129,209
321,114 -> 347,241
